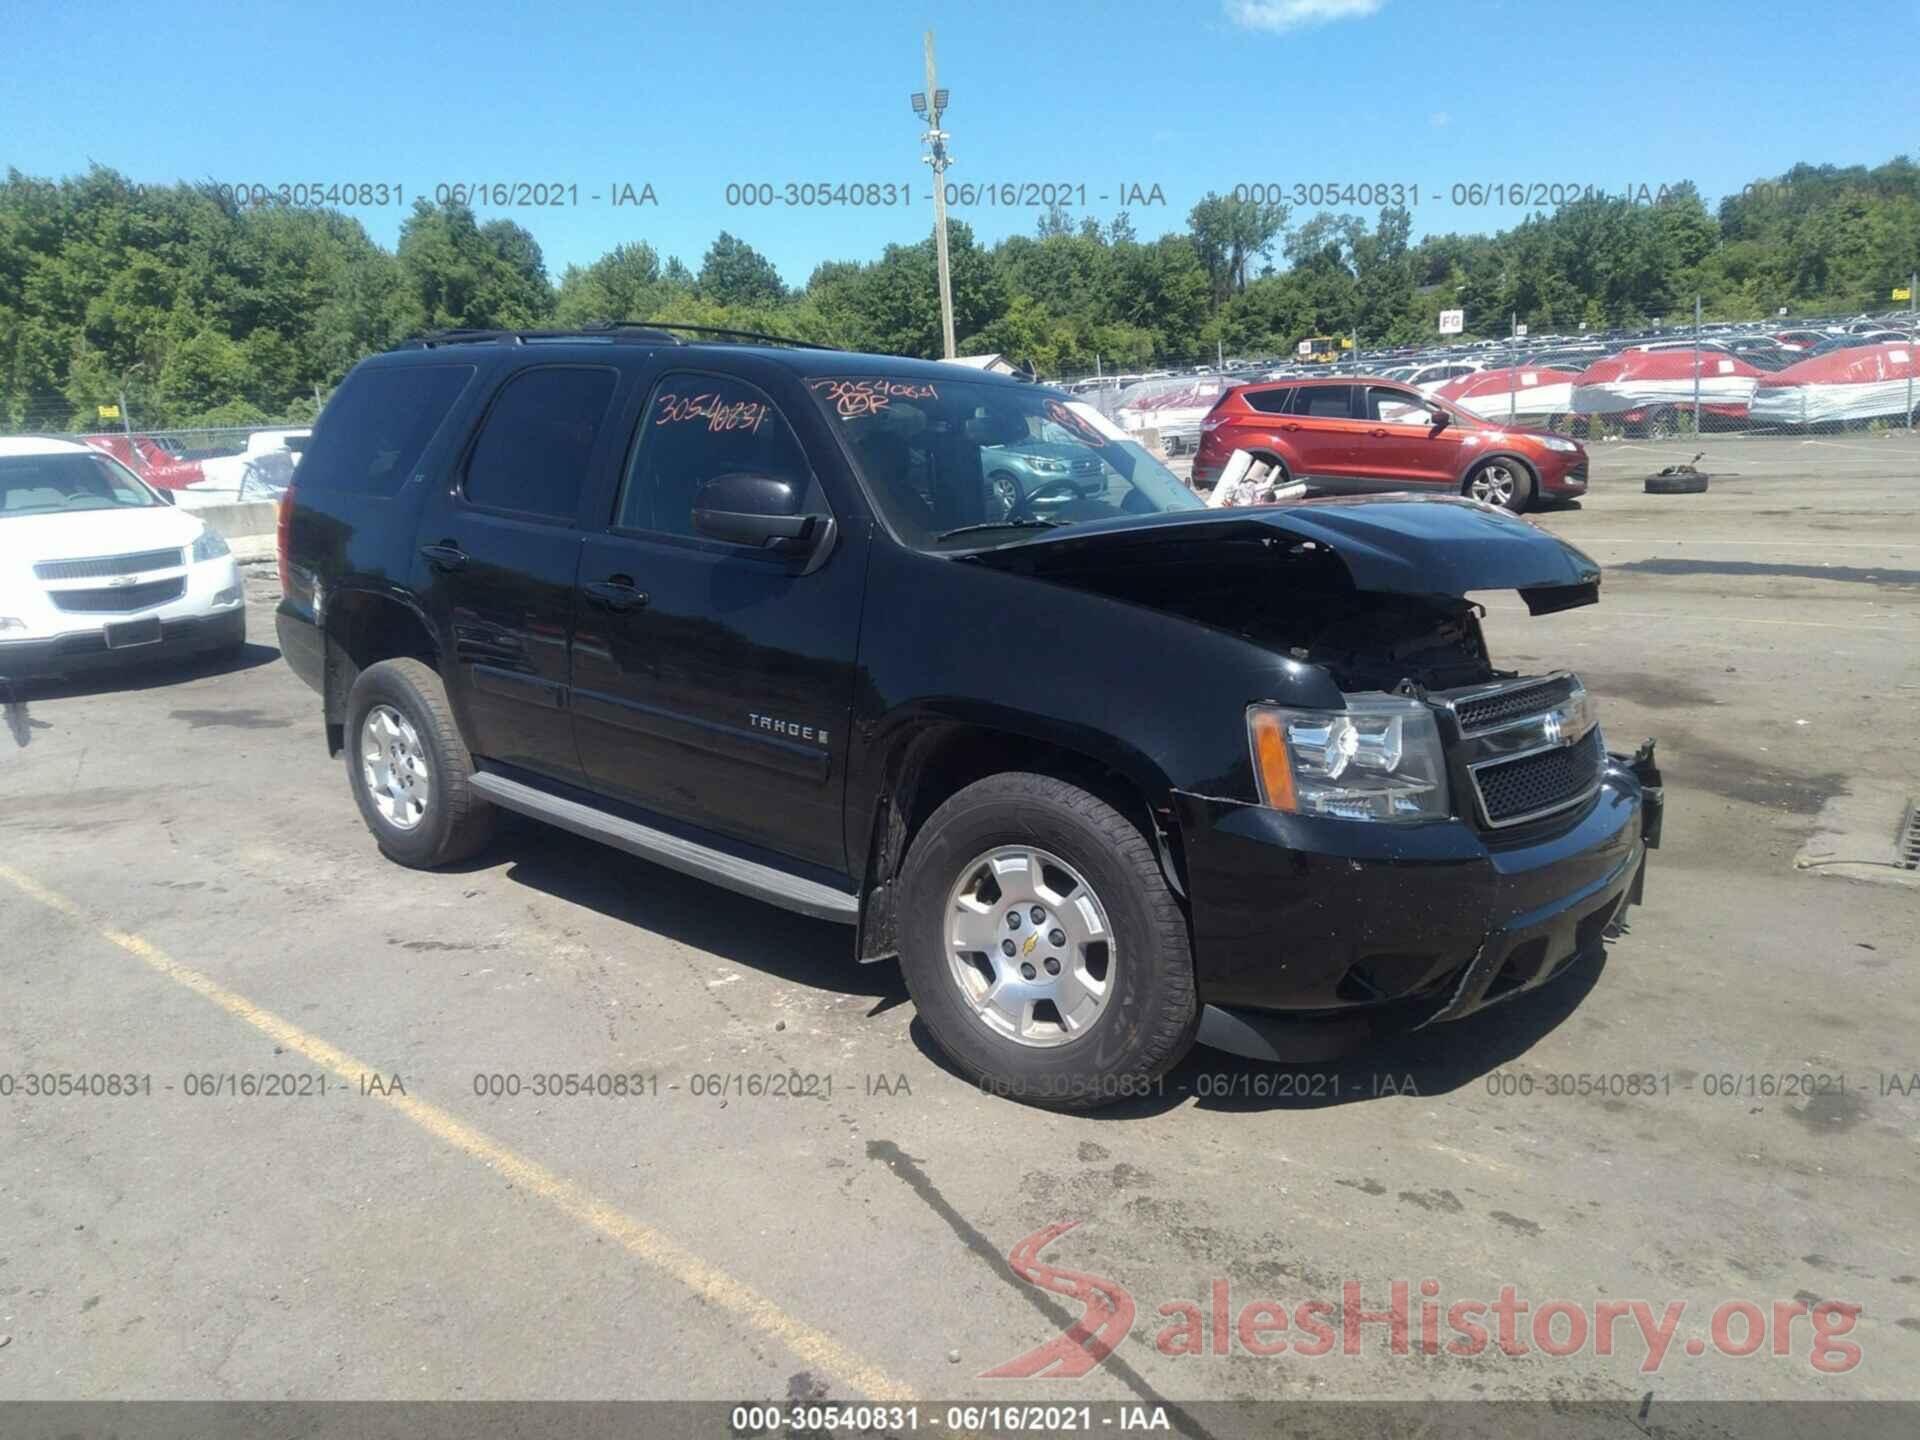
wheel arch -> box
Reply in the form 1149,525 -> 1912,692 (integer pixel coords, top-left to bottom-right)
853,717 -> 1187,963
320,586 -> 442,755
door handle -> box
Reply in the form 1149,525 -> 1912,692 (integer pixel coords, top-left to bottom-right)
1369,428 -> 1389,437
583,578 -> 649,613
1281,422 -> 1302,432
419,543 -> 469,572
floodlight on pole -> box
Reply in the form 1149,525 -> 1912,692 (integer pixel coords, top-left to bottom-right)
916,30 -> 957,359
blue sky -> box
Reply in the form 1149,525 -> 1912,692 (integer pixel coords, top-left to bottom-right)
2,0 -> 1913,286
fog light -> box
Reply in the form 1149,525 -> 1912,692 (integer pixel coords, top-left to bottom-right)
213,586 -> 241,606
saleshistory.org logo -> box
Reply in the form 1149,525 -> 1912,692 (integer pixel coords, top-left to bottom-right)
983,1224 -> 1864,1376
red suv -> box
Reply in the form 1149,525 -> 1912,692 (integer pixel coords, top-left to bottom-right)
1194,377 -> 1588,513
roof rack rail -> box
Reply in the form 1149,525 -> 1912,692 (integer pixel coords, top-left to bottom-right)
579,321 -> 844,351
397,322 -> 843,352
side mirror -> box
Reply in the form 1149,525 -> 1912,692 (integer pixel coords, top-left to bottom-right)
1428,408 -> 1450,430
692,473 -> 831,559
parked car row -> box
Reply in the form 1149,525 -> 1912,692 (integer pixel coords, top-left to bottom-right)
1060,308 -> 1919,435
74,427 -> 310,506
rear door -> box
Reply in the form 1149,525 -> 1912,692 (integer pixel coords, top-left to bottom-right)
1282,384 -> 1368,488
569,367 -> 867,871
414,362 -> 627,786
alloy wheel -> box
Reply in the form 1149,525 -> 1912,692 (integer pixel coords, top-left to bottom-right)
360,704 -> 431,831
944,845 -> 1115,1047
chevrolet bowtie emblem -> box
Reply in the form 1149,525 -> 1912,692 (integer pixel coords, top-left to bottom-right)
1543,710 -> 1566,745
1022,932 -> 1039,956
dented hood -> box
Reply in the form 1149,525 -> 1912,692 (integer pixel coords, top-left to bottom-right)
966,495 -> 1602,614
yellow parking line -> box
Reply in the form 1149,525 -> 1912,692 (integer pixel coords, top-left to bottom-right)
0,862 -> 913,1404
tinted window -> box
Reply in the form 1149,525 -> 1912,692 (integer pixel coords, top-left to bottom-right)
1242,387 -> 1295,414
1293,386 -> 1354,418
300,364 -> 474,498
616,374 -> 821,540
464,366 -> 618,520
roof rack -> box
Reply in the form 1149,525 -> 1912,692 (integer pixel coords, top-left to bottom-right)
398,322 -> 843,352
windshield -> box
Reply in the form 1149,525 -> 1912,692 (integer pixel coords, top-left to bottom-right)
0,452 -> 160,516
808,376 -> 1202,550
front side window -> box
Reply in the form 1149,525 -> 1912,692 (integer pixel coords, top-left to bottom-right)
464,366 -> 618,520
1365,387 -> 1438,425
809,375 -> 1201,550
0,452 -> 158,516
615,374 -> 822,540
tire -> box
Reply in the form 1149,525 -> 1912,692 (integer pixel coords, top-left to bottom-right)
1645,470 -> 1709,495
1253,453 -> 1292,486
1463,457 -> 1535,513
986,470 -> 1021,519
897,773 -> 1199,1110
344,657 -> 495,868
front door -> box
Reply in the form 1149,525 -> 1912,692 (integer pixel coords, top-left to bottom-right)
569,369 -> 865,871
414,363 -> 625,786
1360,384 -> 1465,489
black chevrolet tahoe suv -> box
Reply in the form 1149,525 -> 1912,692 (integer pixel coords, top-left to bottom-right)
277,325 -> 1662,1109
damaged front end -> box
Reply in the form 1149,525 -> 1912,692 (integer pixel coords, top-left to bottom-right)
970,495 -> 1659,1062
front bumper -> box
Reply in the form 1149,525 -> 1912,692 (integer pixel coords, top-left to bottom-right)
0,607 -> 245,680
0,557 -> 244,680
1541,456 -> 1589,496
1175,747 -> 1660,1061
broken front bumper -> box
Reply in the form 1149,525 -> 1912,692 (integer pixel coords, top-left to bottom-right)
1175,743 -> 1662,1064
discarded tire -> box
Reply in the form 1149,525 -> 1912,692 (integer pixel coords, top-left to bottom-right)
1645,469 -> 1710,495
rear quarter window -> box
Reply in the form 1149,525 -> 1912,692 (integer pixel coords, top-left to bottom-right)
298,364 -> 476,498
1242,387 -> 1295,414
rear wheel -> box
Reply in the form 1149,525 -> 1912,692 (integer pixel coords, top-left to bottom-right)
897,773 -> 1198,1109
345,658 -> 495,868
1464,458 -> 1535,513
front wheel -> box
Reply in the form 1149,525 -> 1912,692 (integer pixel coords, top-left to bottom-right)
1464,458 -> 1535,513
897,773 -> 1198,1109
345,658 -> 495,868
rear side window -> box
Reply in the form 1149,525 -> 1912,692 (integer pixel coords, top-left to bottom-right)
1293,386 -> 1355,419
463,366 -> 619,521
299,364 -> 474,498
1242,387 -> 1295,414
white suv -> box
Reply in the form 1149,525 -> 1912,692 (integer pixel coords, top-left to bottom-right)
0,437 -> 246,679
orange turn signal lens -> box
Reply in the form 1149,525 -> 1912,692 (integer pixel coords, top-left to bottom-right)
1249,708 -> 1298,813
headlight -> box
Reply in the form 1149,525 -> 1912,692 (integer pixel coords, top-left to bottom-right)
1025,456 -> 1069,474
1540,437 -> 1580,453
191,528 -> 231,562
0,617 -> 25,633
1248,694 -> 1450,822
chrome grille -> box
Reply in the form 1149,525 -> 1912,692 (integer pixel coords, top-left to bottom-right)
49,578 -> 186,613
35,547 -> 183,581
1452,675 -> 1575,733
1473,729 -> 1605,827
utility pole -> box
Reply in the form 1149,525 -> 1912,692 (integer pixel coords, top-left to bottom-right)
913,32 -> 957,360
